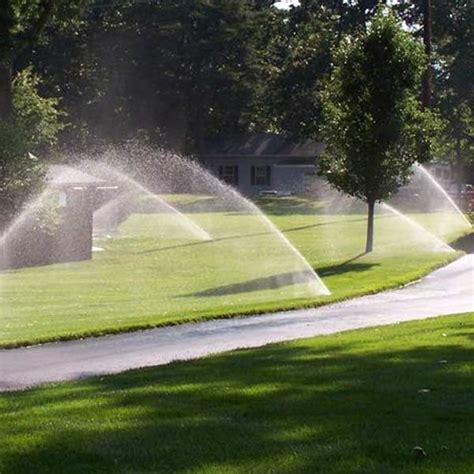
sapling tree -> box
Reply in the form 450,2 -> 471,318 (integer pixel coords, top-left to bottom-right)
319,7 -> 440,253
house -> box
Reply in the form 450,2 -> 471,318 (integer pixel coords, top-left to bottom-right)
199,134 -> 324,195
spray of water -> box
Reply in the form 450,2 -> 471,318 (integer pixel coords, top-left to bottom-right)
150,153 -> 331,296
226,185 -> 331,295
1,147 -> 330,303
308,175 -> 457,256
0,189 -> 78,272
89,163 -> 212,241
415,163 -> 472,228
386,163 -> 472,243
380,203 -> 454,253
0,189 -> 54,247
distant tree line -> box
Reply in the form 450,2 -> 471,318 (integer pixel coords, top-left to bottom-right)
0,0 -> 472,228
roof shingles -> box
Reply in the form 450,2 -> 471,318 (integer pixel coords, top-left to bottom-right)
201,133 -> 324,158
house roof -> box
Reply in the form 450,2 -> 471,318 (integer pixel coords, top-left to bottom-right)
47,165 -> 105,188
201,134 -> 324,159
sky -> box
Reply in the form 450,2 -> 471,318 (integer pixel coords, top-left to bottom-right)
274,0 -> 300,9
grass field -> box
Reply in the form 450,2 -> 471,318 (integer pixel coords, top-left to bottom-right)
0,196 -> 469,347
1,312 -> 472,473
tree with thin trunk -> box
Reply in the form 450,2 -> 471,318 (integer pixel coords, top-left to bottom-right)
318,7 -> 439,253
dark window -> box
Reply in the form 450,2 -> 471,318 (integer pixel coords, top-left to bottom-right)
218,165 -> 239,185
251,166 -> 271,186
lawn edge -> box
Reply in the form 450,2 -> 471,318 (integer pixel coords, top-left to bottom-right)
3,311 -> 472,395
0,251 -> 461,350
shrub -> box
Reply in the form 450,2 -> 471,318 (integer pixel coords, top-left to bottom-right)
0,68 -> 65,229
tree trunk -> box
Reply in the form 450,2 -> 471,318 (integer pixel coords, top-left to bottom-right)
421,0 -> 432,109
0,62 -> 13,118
365,198 -> 375,253
455,134 -> 463,198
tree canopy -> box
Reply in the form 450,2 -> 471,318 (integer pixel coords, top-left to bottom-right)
0,0 -> 471,227
318,8 -> 441,252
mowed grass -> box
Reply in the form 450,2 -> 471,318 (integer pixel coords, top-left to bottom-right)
1,313 -> 473,473
0,196 -> 469,347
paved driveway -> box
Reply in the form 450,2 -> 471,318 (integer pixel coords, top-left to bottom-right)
1,255 -> 472,391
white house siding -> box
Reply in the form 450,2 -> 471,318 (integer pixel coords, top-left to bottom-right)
273,165 -> 314,195
204,157 -> 314,195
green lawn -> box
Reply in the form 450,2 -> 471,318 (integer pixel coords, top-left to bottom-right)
1,313 -> 473,473
0,196 -> 469,347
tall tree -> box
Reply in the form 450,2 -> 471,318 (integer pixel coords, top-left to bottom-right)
395,0 -> 472,185
0,68 -> 64,227
434,0 -> 473,189
30,0 -> 263,152
319,8 -> 439,253
268,11 -> 335,139
0,0 -> 58,118
421,0 -> 432,108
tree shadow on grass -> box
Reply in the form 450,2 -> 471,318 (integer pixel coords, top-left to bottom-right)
180,270 -> 319,297
181,257 -> 375,298
1,319 -> 473,473
317,253 -> 378,278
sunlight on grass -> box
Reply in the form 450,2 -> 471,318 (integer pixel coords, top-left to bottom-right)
0,196 -> 469,347
0,313 -> 472,473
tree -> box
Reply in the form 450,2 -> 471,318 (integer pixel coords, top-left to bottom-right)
0,68 -> 64,228
434,0 -> 473,189
318,8 -> 440,253
419,0 -> 433,109
29,0 -> 263,152
268,12 -> 335,139
0,0 -> 59,118
394,0 -> 472,188
154,0 -> 257,152
0,1 -> 78,227
442,102 -> 474,192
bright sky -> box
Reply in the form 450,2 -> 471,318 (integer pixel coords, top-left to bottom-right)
274,0 -> 300,9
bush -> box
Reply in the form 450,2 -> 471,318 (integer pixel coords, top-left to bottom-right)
0,68 -> 65,229
13,68 -> 65,148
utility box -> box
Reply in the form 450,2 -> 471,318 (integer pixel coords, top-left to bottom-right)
0,165 -> 107,270
55,188 -> 94,263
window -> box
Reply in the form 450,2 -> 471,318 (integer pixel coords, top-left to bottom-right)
218,165 -> 239,185
251,166 -> 271,186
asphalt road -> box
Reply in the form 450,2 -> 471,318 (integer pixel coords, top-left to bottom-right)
1,254 -> 472,391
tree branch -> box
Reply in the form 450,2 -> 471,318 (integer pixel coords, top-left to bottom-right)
13,0 -> 57,57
